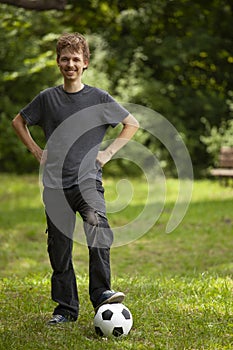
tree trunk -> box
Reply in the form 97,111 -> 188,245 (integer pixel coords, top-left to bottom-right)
0,0 -> 67,11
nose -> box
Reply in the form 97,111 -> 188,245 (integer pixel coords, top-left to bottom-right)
67,59 -> 74,67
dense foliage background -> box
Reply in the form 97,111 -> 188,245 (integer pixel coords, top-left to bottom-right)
0,0 -> 233,176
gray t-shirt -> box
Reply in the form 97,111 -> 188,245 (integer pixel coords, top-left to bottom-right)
20,84 -> 129,188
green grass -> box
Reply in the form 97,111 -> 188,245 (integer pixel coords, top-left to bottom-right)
0,174 -> 232,349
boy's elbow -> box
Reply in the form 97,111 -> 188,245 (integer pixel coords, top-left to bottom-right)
134,119 -> 140,129
12,118 -> 17,131
12,117 -> 17,129
12,114 -> 24,130
130,116 -> 140,131
124,114 -> 140,129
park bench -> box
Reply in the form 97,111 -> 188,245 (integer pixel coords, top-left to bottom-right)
210,146 -> 233,182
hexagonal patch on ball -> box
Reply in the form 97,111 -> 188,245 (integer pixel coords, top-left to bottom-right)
102,309 -> 114,320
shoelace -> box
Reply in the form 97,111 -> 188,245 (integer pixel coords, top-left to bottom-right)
52,315 -> 66,323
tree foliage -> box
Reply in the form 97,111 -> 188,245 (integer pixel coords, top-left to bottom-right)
1,0 -> 233,176
98,0 -> 233,174
0,0 -> 66,10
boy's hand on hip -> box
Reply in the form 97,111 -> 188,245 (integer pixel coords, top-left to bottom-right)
96,150 -> 112,167
32,147 -> 47,165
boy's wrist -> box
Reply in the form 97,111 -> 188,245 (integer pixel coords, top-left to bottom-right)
105,148 -> 114,157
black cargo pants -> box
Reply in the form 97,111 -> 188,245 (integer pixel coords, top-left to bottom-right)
43,180 -> 113,320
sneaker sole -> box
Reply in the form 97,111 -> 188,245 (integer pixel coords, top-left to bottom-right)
47,319 -> 76,326
95,292 -> 125,312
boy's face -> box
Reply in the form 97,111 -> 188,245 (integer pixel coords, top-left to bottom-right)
57,48 -> 88,81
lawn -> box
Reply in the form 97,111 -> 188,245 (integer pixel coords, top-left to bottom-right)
0,174 -> 232,349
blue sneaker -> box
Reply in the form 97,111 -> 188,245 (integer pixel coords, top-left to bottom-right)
94,290 -> 125,312
47,314 -> 71,325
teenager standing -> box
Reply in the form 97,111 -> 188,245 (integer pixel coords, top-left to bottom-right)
12,32 -> 139,324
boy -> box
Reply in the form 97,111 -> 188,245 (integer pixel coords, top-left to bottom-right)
12,32 -> 139,324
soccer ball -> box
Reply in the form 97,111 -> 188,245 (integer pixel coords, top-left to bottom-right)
94,303 -> 133,337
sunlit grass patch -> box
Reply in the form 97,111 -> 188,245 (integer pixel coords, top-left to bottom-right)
0,175 -> 232,349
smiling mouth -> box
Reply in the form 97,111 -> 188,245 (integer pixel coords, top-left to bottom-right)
65,70 -> 77,76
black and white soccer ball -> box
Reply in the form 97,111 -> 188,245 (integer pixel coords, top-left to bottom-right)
94,303 -> 133,337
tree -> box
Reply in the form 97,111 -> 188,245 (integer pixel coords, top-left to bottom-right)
0,4 -> 63,172
0,2 -> 113,173
0,0 -> 66,10
1,0 -> 233,176
95,0 -> 233,175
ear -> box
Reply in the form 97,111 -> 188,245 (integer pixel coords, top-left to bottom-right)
83,60 -> 89,69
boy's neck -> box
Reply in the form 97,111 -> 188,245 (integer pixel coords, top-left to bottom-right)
63,80 -> 84,93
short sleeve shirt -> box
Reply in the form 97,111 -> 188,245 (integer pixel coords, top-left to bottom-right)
20,84 -> 129,188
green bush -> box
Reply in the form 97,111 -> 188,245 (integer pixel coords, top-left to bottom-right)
201,119 -> 233,166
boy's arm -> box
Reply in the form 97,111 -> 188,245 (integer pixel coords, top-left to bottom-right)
12,114 -> 45,164
96,114 -> 139,167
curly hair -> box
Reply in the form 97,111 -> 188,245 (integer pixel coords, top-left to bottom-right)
56,32 -> 90,66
